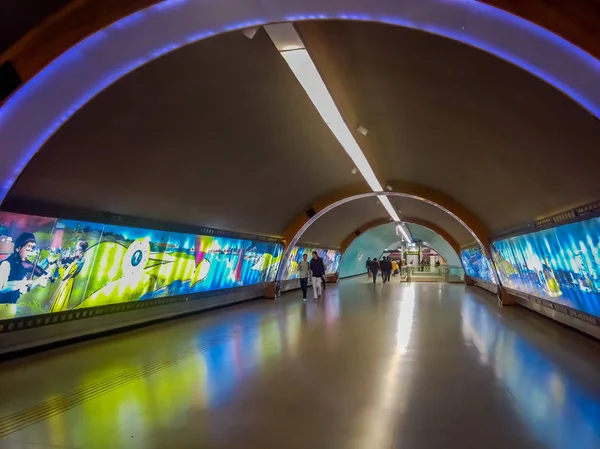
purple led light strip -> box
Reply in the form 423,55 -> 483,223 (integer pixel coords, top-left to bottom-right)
0,0 -> 598,212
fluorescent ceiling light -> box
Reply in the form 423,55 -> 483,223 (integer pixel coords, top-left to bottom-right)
379,195 -> 400,222
266,23 -> 412,243
280,48 -> 383,192
383,200 -> 411,243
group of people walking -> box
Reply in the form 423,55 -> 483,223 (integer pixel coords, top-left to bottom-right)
297,251 -> 327,301
366,257 -> 400,284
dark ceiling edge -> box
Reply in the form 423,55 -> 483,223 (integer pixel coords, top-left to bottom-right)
5,196 -> 600,253
0,197 -> 282,244
481,199 -> 600,245
2,0 -> 599,98
296,240 -> 341,251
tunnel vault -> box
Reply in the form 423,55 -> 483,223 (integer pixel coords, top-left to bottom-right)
281,181 -> 490,257
339,217 -> 461,256
0,0 -> 599,209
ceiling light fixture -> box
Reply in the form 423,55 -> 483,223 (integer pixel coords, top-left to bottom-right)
242,26 -> 260,39
391,211 -> 411,242
265,23 -> 411,243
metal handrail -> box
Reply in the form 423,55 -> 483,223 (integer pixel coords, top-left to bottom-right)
399,265 -> 464,283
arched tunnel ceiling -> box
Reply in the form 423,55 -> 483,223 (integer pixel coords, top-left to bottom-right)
300,195 -> 473,248
405,224 -> 460,266
339,222 -> 461,277
6,21 -> 600,240
297,21 -> 600,232
6,28 -> 358,237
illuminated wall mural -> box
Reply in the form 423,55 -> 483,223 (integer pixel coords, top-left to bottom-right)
460,246 -> 496,284
282,246 -> 341,280
491,217 -> 600,318
0,211 -> 283,320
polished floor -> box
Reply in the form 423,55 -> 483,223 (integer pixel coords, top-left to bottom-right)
1,279 -> 600,449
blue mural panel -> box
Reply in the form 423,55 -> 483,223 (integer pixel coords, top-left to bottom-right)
492,217 -> 600,318
0,211 -> 282,319
460,246 -> 495,284
283,246 -> 341,280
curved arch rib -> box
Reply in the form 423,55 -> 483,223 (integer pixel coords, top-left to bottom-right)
1,0 -> 598,90
339,217 -> 461,256
278,181 -> 494,281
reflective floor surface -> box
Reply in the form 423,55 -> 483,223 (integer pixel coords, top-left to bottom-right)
1,279 -> 600,449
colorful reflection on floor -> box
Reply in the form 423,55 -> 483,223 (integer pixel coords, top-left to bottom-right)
462,298 -> 600,449
0,305 -> 314,448
2,282 -> 600,449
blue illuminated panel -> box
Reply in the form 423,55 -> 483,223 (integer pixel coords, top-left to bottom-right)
0,211 -> 282,319
282,246 -> 341,280
492,217 -> 600,318
461,246 -> 495,284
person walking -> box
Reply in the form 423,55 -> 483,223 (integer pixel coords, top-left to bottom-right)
297,253 -> 310,302
391,259 -> 399,277
366,257 -> 372,279
381,257 -> 391,283
370,257 -> 380,284
309,251 -> 326,301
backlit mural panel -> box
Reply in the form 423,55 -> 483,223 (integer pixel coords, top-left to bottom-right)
283,246 -> 341,280
492,217 -> 600,318
0,211 -> 282,319
460,246 -> 495,284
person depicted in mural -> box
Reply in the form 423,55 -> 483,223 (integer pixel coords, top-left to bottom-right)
49,241 -> 89,312
540,264 -> 562,298
0,232 -> 49,308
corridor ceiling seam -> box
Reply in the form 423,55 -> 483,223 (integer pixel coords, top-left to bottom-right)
0,0 -> 599,209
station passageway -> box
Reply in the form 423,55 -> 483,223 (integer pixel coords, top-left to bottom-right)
0,279 -> 599,449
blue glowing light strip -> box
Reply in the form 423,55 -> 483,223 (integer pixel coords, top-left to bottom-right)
0,0 -> 599,207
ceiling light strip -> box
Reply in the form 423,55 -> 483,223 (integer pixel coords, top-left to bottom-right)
279,48 -> 383,192
266,24 -> 411,243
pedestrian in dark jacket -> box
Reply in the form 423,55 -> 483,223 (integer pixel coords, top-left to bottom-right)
370,258 -> 380,284
381,257 -> 392,283
309,251 -> 326,300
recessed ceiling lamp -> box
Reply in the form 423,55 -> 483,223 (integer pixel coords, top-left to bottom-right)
265,23 -> 411,243
242,26 -> 260,39
395,222 -> 411,242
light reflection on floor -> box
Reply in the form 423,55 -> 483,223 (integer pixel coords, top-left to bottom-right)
462,296 -> 600,449
0,281 -> 599,449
